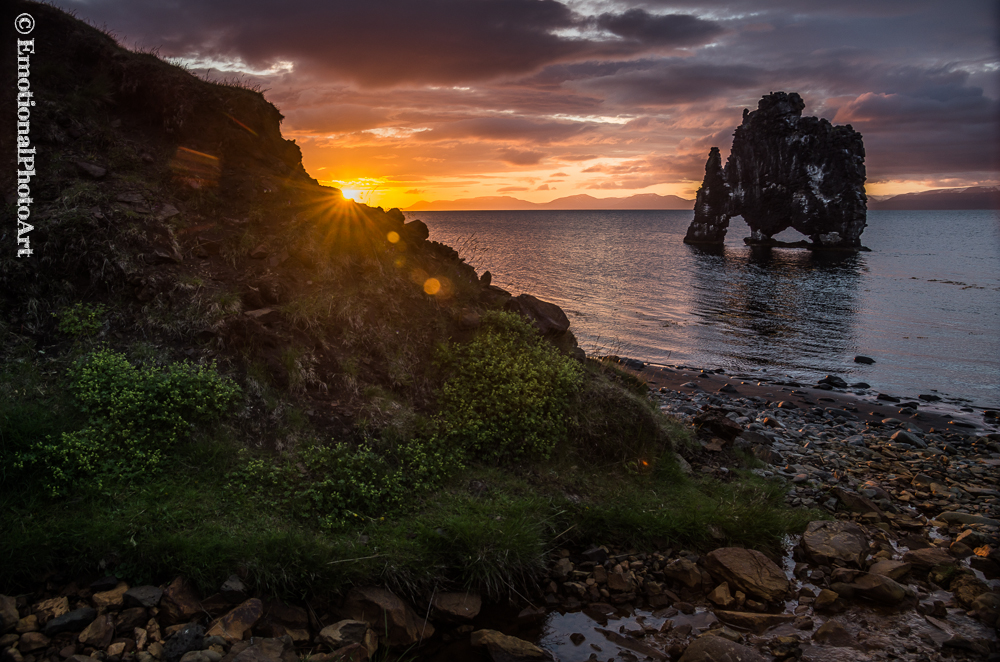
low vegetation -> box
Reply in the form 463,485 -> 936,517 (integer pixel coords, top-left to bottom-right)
0,0 -> 814,602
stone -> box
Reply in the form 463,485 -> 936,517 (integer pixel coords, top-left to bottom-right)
206,599 -> 263,643
504,294 -> 570,336
662,559 -> 701,589
831,487 -> 884,518
16,614 -> 37,633
470,629 -> 551,661
344,587 -> 434,647
124,587 -> 163,610
160,578 -> 201,625
819,375 -> 848,388
902,547 -> 953,569
550,558 -> 573,581
430,593 -> 481,621
703,548 -> 789,602
854,356 -> 875,365
800,520 -> 867,567
677,634 -> 767,662
845,572 -> 911,605
683,92 -> 867,250
32,598 -> 69,625
813,589 -> 840,611
812,620 -> 854,647
950,575 -> 987,608
316,621 -> 376,657
713,611 -> 794,634
115,608 -> 148,635
606,571 -> 635,592
162,624 -> 204,662
595,627 -> 667,660
93,584 -> 129,612
0,595 -> 18,633
18,632 -> 50,653
691,409 -> 744,442
707,583 -> 736,609
868,560 -> 911,581
219,577 -> 247,604
42,609 -> 96,637
78,614 -> 114,649
937,511 -> 999,526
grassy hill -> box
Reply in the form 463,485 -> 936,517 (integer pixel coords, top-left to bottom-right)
1,0 -> 809,602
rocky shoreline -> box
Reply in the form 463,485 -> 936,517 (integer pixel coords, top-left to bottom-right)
2,363 -> 998,662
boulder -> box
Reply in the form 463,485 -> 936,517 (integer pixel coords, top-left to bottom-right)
430,593 -> 481,622
344,587 -> 434,647
162,624 -> 205,662
691,409 -> 744,443
42,608 -> 96,637
206,598 -> 263,642
678,634 -> 767,662
713,611 -> 795,633
836,573 -> 911,605
505,294 -> 570,335
18,632 -> 50,653
902,547 -> 953,569
662,559 -> 702,589
124,586 -> 163,609
161,578 -> 201,624
32,597 -> 69,624
800,520 -> 867,567
1,596 -> 19,633
812,620 -> 854,647
78,614 -> 115,649
470,629 -> 551,661
317,620 -> 377,657
868,560 -> 911,581
703,548 -> 789,602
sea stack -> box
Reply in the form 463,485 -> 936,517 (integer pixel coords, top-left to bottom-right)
684,92 -> 868,250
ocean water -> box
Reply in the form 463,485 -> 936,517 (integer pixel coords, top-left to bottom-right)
405,210 -> 1000,408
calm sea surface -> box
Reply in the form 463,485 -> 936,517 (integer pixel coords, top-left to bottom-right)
405,210 -> 1000,408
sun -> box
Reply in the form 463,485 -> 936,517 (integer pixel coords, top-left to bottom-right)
340,188 -> 360,201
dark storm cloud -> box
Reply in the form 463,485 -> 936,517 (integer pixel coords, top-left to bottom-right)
593,9 -> 724,47
497,149 -> 547,166
583,61 -> 764,105
422,117 -> 596,143
55,0 -> 723,87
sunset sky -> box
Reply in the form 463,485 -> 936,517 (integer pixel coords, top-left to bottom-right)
52,0 -> 999,209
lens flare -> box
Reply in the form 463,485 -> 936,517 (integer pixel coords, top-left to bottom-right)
423,278 -> 441,295
387,231 -> 400,244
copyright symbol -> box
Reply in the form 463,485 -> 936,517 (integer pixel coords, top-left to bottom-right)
15,13 -> 35,34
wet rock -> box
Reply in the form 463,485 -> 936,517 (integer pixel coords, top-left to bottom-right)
812,620 -> 854,647
819,375 -> 849,389
853,356 -> 875,365
124,587 -> 163,610
703,548 -> 790,602
713,611 -> 795,634
836,572 -> 912,605
595,627 -> 667,660
970,592 -> 1000,625
830,487 -> 884,518
470,629 -> 551,661
42,608 -> 96,637
813,589 -> 840,611
678,634 -> 767,662
902,547 -> 953,570
206,599 -> 263,642
430,593 -> 481,622
868,560 -> 911,581
800,520 -> 867,567
344,587 -> 434,647
707,583 -> 737,609
950,574 -> 988,608
937,511 -> 999,526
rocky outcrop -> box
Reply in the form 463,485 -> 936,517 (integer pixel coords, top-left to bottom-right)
684,92 -> 868,250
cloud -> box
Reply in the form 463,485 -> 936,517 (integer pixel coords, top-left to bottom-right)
497,149 -> 546,166
550,172 -> 569,176
594,9 -> 725,48
536,184 -> 551,190
404,189 -> 424,194
498,186 -> 529,192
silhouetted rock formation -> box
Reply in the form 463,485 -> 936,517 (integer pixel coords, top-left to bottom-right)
684,92 -> 868,250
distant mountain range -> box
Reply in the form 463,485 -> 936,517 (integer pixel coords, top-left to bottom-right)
869,186 -> 1000,210
402,187 -> 1000,211
403,193 -> 694,211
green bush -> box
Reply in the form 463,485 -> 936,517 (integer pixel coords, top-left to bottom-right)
435,311 -> 584,463
229,434 -> 463,531
15,349 -> 241,495
53,302 -> 107,336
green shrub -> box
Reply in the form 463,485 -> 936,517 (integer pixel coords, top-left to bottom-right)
53,302 -> 107,336
15,349 -> 241,495
228,435 -> 463,531
435,311 -> 584,463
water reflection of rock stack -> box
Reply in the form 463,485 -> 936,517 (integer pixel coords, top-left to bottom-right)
687,244 -> 865,371
684,92 -> 869,251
